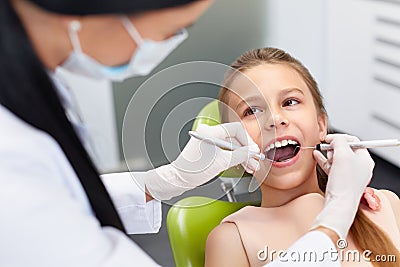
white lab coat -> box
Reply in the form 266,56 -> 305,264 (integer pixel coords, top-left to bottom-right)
0,104 -> 162,266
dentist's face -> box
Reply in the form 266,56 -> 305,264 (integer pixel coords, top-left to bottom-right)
13,0 -> 214,70
76,0 -> 214,66
226,64 -> 327,190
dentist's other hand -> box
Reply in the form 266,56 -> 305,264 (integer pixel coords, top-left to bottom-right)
314,143 -> 380,211
312,134 -> 375,239
144,122 -> 261,200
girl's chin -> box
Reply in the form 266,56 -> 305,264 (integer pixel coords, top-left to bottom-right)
256,173 -> 311,190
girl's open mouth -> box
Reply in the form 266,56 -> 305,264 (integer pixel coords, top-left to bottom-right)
263,138 -> 301,167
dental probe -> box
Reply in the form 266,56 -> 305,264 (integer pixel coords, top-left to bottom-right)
188,131 -> 266,161
300,139 -> 400,151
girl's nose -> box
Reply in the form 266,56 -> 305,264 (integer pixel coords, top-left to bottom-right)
265,113 -> 289,130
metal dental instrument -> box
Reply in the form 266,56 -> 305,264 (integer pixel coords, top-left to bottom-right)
299,139 -> 400,151
188,131 -> 266,161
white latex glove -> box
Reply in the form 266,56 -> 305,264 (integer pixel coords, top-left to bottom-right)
144,122 -> 261,200
311,134 -> 375,239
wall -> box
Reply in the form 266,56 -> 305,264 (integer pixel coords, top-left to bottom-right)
265,0 -> 400,167
265,0 -> 326,89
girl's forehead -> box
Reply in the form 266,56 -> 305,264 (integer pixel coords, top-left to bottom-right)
227,64 -> 310,101
244,64 -> 307,90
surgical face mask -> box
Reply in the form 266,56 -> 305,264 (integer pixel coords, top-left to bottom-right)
58,17 -> 188,82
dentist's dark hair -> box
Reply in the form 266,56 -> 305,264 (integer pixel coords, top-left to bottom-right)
219,47 -> 399,267
0,0 -> 125,231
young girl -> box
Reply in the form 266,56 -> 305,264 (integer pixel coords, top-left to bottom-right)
205,48 -> 400,267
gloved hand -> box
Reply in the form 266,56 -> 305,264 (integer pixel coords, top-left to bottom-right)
143,122 -> 261,200
311,134 -> 375,239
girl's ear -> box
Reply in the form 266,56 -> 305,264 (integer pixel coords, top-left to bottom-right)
317,113 -> 327,142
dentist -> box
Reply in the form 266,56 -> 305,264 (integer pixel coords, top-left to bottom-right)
0,1 -> 376,267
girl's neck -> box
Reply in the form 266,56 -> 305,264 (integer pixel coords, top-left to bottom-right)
260,172 -> 323,208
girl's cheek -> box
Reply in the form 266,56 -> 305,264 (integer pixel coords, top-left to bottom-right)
244,121 -> 262,146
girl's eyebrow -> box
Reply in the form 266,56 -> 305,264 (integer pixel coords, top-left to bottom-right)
235,96 -> 261,110
279,87 -> 304,97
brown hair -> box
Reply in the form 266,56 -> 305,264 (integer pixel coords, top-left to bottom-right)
219,47 -> 399,266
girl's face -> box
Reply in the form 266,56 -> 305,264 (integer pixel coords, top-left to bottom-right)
225,64 -> 327,191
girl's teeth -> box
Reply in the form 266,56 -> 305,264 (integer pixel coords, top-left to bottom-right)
269,144 -> 274,150
265,139 -> 299,152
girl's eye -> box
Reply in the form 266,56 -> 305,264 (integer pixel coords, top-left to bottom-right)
283,98 -> 299,107
244,107 -> 262,117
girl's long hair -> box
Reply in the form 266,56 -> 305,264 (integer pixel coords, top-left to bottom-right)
219,47 -> 399,266
0,0 -> 124,231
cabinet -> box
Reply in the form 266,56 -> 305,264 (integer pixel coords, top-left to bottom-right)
325,0 -> 400,166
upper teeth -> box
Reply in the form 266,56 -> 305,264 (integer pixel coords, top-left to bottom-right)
265,139 -> 298,152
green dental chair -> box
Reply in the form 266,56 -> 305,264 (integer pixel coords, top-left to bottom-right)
166,100 -> 261,267
167,196 -> 259,267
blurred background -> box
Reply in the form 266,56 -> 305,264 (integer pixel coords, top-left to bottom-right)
57,0 -> 400,266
